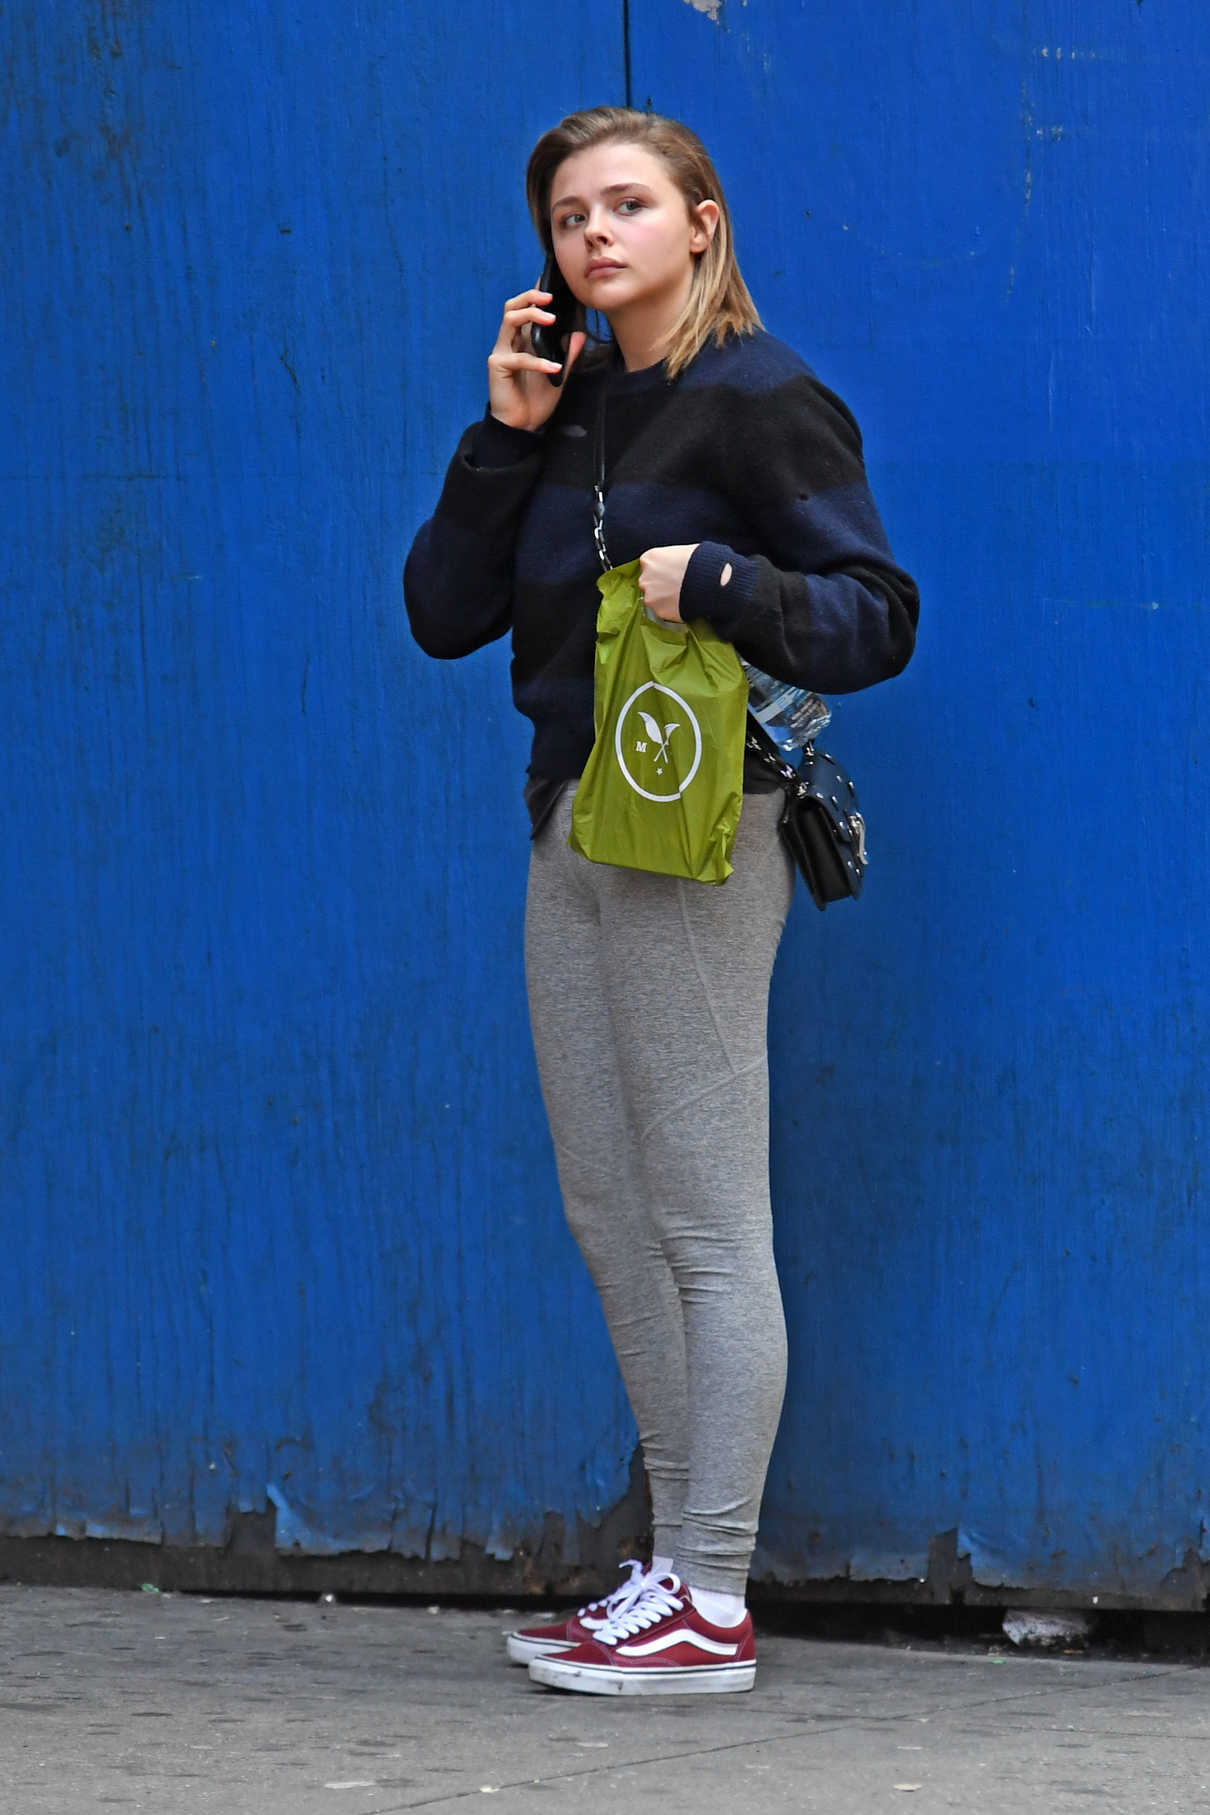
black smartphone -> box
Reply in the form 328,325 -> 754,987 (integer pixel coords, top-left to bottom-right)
531,254 -> 583,386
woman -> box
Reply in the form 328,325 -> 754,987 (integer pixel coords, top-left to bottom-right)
404,106 -> 918,1695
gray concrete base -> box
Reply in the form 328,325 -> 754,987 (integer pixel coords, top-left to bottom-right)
1,1585 -> 1206,1812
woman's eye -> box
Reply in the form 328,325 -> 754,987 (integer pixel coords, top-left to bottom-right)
556,212 -> 585,230
617,198 -> 644,214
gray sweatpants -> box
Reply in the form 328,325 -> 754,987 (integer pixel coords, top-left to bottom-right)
524,786 -> 795,1595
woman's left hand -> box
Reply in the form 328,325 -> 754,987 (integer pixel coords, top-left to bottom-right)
637,544 -> 698,623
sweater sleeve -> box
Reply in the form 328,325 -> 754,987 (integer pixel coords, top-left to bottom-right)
677,374 -> 919,694
402,413 -> 545,659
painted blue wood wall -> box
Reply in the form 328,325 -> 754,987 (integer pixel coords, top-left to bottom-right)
3,2 -> 1207,1604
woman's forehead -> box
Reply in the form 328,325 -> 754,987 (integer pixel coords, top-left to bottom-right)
551,142 -> 671,203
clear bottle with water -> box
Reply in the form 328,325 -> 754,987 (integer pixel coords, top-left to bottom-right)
741,662 -> 831,767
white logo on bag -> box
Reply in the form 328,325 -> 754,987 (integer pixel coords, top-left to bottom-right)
614,683 -> 703,803
636,709 -> 678,767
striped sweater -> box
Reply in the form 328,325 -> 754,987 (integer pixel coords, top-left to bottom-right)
403,328 -> 919,791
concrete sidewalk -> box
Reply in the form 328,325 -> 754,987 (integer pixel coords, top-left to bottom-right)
1,1584 -> 1206,1813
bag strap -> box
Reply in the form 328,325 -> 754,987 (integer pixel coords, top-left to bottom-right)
591,390 -> 611,574
744,714 -> 802,791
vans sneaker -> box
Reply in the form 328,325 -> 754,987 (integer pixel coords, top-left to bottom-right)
527,1574 -> 755,1695
504,1558 -> 650,1665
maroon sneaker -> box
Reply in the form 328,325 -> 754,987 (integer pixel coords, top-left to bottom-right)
527,1574 -> 756,1695
504,1558 -> 651,1665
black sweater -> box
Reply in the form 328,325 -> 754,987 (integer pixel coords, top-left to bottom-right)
404,329 -> 918,788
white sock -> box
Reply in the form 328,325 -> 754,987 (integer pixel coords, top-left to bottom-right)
689,1585 -> 747,1627
649,1554 -> 675,1580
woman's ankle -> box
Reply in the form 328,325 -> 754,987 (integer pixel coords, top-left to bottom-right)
687,1584 -> 747,1627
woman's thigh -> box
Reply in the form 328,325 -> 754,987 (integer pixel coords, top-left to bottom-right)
526,789 -> 793,1244
524,793 -> 635,1180
595,789 -> 794,1137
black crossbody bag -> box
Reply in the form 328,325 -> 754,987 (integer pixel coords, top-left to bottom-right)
744,718 -> 868,911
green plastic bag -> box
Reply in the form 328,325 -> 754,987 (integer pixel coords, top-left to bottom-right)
569,561 -> 748,885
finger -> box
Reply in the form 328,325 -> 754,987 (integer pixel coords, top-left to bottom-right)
502,303 -> 557,329
560,328 -> 589,380
491,351 -> 563,376
498,307 -> 557,352
503,288 -> 553,312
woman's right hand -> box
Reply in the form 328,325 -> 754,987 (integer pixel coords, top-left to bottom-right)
487,288 -> 587,433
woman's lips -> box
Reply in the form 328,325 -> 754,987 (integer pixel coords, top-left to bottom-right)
585,260 -> 625,277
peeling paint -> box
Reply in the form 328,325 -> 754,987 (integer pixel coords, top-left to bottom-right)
684,0 -> 723,19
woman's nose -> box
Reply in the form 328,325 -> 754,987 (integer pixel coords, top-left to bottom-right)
584,208 -> 613,245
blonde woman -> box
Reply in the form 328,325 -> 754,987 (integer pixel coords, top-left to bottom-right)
405,107 -> 918,1694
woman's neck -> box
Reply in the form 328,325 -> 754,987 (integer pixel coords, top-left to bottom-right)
607,275 -> 693,372
611,319 -> 671,373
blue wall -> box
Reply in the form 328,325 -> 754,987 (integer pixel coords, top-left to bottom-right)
2,2 -> 1207,1603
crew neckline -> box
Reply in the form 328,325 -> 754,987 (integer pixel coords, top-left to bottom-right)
601,344 -> 674,393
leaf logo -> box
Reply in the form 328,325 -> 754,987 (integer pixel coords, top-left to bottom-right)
613,683 -> 703,804
637,710 -> 680,767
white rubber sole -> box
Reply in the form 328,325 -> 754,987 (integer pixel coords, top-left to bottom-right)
504,1631 -> 580,1666
528,1656 -> 756,1696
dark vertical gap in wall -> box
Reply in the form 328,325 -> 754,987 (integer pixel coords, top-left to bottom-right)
623,0 -> 632,106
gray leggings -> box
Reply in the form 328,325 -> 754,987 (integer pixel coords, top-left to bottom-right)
524,786 -> 795,1595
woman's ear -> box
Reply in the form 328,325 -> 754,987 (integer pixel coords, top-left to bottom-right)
689,198 -> 720,255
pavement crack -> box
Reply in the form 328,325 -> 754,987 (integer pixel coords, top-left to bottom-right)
362,1723 -> 860,1810
361,1665 -> 1196,1812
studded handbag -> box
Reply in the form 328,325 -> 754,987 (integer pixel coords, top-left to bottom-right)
744,720 -> 868,910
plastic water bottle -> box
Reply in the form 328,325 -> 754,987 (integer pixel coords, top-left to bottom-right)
741,662 -> 831,766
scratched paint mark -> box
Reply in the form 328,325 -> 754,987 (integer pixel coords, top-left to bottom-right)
684,0 -> 723,18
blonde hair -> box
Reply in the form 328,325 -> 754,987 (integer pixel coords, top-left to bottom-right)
525,106 -> 762,379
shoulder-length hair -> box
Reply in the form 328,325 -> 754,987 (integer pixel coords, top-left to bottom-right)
525,106 -> 762,379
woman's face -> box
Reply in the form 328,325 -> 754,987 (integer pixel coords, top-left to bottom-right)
549,141 -> 716,323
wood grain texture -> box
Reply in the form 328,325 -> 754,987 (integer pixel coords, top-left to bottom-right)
1,3 -> 634,1567
635,0 -> 1210,1600
2,0 -> 1208,1601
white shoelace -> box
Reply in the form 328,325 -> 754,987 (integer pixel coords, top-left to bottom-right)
593,1573 -> 686,1646
578,1557 -> 649,1622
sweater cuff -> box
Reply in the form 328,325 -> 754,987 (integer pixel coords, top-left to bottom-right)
680,541 -> 762,637
471,411 -> 545,469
